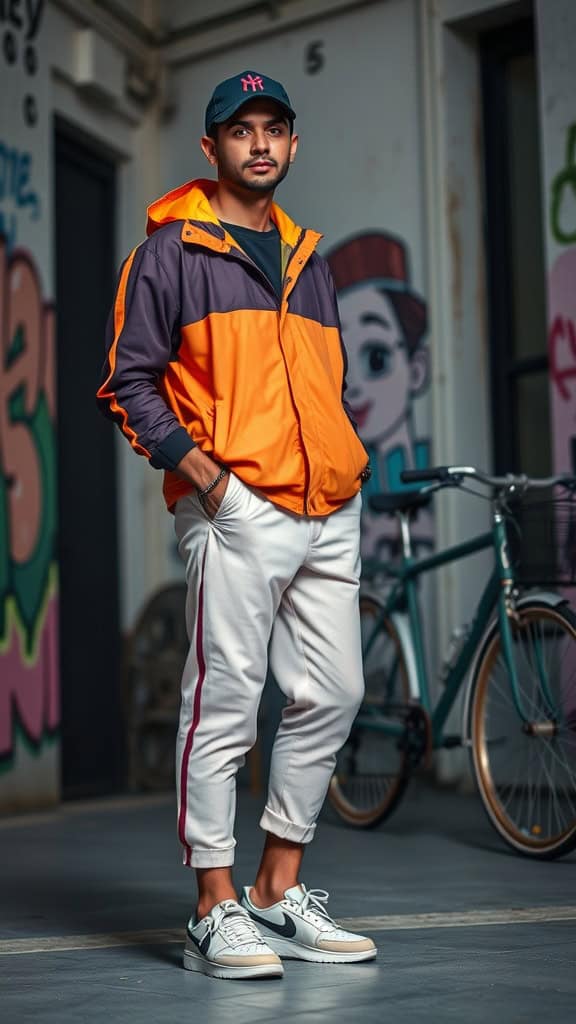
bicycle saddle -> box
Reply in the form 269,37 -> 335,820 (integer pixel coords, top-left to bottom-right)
368,490 -> 431,516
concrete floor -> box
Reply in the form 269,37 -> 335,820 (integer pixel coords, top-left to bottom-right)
1,782 -> 575,1023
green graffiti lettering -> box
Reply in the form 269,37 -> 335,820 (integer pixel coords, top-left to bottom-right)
551,125 -> 576,246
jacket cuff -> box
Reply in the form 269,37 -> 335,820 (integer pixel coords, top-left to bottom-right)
149,427 -> 196,470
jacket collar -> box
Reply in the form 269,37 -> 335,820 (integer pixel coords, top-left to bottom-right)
147,177 -> 322,259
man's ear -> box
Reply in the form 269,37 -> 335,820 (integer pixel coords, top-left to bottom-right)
409,348 -> 429,398
200,135 -> 218,167
289,132 -> 299,164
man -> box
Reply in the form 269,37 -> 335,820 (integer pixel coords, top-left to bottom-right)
97,71 -> 376,980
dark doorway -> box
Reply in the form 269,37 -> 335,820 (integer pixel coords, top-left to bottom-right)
54,120 -> 124,797
481,20 -> 550,476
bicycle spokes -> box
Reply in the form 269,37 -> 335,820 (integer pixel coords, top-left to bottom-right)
473,604 -> 576,855
330,597 -> 412,827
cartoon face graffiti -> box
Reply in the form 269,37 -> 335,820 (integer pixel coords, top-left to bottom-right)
339,285 -> 428,445
327,231 -> 432,557
327,232 -> 429,448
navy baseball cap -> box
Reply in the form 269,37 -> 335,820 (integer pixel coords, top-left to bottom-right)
205,71 -> 296,135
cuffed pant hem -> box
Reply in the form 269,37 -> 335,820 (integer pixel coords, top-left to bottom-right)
185,845 -> 236,868
259,806 -> 316,844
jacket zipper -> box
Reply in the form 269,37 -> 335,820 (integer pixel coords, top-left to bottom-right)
225,236 -> 313,515
280,231 -> 312,514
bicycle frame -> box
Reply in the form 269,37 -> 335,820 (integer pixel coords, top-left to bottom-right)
361,510 -> 527,748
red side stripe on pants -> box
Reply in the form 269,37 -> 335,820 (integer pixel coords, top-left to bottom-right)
178,545 -> 208,866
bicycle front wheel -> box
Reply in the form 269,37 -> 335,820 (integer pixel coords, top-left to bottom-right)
470,600 -> 576,859
329,595 -> 412,828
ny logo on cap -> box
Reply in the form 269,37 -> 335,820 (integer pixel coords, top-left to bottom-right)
241,74 -> 264,93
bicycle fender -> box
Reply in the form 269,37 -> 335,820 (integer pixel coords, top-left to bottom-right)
513,591 -> 569,609
389,611 -> 421,701
460,590 -> 569,744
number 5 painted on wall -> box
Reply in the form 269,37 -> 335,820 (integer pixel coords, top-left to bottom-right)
305,41 -> 325,75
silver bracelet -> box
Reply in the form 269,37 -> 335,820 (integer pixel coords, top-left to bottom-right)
198,466 -> 228,502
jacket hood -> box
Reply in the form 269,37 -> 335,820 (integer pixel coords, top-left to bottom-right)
146,178 -> 305,248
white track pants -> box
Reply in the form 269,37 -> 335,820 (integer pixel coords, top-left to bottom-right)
173,473 -> 364,868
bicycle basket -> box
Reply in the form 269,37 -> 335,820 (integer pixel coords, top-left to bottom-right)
507,496 -> 576,586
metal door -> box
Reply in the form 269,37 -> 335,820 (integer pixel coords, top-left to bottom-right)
54,121 -> 123,797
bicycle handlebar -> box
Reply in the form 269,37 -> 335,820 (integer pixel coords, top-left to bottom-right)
400,466 -> 576,491
401,467 -> 454,484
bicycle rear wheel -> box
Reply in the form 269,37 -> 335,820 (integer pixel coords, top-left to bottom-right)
470,600 -> 576,859
329,595 -> 411,827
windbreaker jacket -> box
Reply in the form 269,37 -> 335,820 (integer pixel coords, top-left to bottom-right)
97,178 -> 369,516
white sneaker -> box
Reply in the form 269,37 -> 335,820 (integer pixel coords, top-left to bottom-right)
240,884 -> 377,963
183,899 -> 284,979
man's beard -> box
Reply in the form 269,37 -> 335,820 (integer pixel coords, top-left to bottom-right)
242,160 -> 290,193
219,153 -> 291,194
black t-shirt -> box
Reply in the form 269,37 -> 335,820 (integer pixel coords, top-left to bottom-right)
220,220 -> 282,299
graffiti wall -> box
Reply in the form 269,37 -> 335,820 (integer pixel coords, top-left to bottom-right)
547,125 -> 576,474
537,1 -> 576,481
0,0 -> 60,809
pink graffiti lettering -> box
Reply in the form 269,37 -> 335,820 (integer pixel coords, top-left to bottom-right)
549,313 -> 576,402
0,594 -> 59,756
548,248 -> 576,480
0,239 -> 55,563
0,232 -> 59,762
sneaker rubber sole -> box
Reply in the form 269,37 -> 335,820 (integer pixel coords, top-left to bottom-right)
183,947 -> 284,980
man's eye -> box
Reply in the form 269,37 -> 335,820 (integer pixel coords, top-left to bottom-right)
233,129 -> 248,137
361,343 -> 393,378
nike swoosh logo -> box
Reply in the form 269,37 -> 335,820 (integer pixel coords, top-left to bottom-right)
186,927 -> 211,956
247,909 -> 297,938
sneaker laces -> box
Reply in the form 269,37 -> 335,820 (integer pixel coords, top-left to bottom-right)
216,902 -> 267,949
285,888 -> 336,931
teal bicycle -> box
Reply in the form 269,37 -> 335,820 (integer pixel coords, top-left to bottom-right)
329,465 -> 576,860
